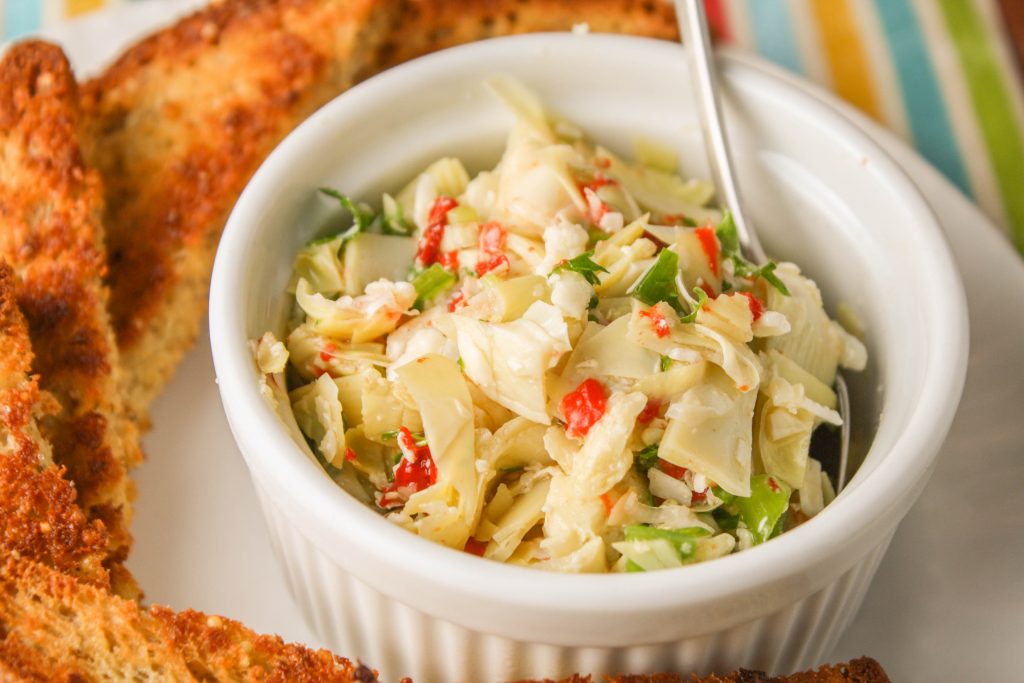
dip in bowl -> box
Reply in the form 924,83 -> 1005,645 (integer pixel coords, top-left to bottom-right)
210,34 -> 967,682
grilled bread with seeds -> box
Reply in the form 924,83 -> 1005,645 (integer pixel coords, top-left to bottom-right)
0,41 -> 142,598
0,263 -> 111,591
0,557 -> 382,683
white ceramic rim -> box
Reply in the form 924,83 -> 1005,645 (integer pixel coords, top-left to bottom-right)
210,34 -> 968,636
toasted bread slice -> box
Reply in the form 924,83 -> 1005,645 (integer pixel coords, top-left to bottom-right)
0,41 -> 141,598
0,556 -> 380,682
79,0 -> 386,425
373,0 -> 677,70
536,657 -> 890,682
79,0 -> 677,424
0,263 -> 111,591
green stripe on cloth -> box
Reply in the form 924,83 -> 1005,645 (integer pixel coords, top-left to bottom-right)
939,0 -> 1024,251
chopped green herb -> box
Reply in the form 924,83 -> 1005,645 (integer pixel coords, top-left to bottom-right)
634,444 -> 660,474
457,356 -> 465,370
411,264 -> 456,309
379,429 -> 428,447
660,355 -> 673,372
320,188 -> 378,240
587,228 -> 611,243
498,465 -> 525,474
715,210 -> 740,256
305,232 -> 343,248
631,248 -> 684,312
678,286 -> 708,324
713,210 -> 789,296
732,259 -> 790,296
588,294 -> 599,310
551,251 -> 609,286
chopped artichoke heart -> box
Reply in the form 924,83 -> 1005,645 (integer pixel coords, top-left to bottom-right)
569,391 -> 647,497
659,367 -> 757,497
396,355 -> 479,541
486,476 -> 552,562
597,146 -> 717,221
763,264 -> 842,385
291,235 -> 344,296
342,233 -> 417,296
452,301 -> 570,423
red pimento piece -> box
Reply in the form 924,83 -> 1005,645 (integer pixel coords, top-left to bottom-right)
438,250 -> 460,271
594,157 -> 611,169
638,306 -> 671,338
447,291 -> 468,312
464,538 -> 488,557
560,378 -> 608,438
578,172 -> 616,193
319,341 -> 337,364
768,477 -> 780,493
698,281 -> 716,300
476,254 -> 510,277
658,460 -> 688,480
344,448 -> 358,462
662,213 -> 688,226
600,492 -> 616,517
415,196 -> 458,266
691,489 -> 707,504
695,226 -> 720,277
740,291 -> 764,322
380,427 -> 438,507
637,399 -> 662,425
476,222 -> 509,276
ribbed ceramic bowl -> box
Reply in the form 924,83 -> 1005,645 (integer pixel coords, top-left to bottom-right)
210,34 -> 968,683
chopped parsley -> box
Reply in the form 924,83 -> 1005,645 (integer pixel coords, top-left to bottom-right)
678,286 -> 708,324
319,187 -> 415,241
714,210 -> 790,296
634,443 -> 660,474
631,248 -> 684,312
551,251 -> 609,286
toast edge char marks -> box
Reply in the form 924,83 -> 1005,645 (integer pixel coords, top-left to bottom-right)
0,41 -> 141,598
0,556 -> 381,683
0,263 -> 111,591
79,0 -> 677,424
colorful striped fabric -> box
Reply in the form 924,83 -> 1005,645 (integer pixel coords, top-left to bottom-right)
4,0 -> 1024,251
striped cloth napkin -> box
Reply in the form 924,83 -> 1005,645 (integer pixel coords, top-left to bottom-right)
4,0 -> 1023,253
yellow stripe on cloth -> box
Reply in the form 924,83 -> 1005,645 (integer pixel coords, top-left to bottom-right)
64,0 -> 106,18
810,0 -> 882,121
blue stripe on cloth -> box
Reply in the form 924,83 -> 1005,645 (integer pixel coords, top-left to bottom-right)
4,0 -> 42,40
873,0 -> 972,195
746,0 -> 805,76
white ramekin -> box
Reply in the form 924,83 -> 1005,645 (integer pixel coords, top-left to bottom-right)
210,35 -> 968,683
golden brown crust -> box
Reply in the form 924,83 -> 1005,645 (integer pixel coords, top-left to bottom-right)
0,557 -> 376,682
537,658 -> 891,683
0,40 -> 140,598
374,0 -> 677,69
79,0 -> 384,423
0,264 -> 111,591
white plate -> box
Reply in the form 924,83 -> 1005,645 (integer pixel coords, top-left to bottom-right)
33,7 -> 1024,682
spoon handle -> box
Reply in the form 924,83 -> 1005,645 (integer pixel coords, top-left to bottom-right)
674,0 -> 766,263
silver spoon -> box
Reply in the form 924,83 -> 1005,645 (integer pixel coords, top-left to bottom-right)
674,0 -> 851,492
